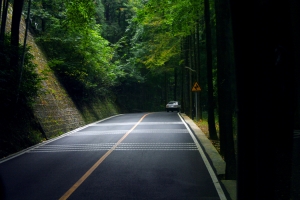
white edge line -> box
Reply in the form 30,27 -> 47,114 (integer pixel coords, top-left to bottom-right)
178,113 -> 227,200
0,114 -> 123,164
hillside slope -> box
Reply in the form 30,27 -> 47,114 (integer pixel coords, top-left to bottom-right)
5,6 -> 120,140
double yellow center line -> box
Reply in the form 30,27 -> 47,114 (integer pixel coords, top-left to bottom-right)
59,113 -> 150,200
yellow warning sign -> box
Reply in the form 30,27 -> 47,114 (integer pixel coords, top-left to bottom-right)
192,82 -> 201,92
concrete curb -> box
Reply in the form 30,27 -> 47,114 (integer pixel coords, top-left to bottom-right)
179,113 -> 237,200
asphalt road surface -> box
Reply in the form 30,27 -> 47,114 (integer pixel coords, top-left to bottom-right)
0,112 -> 226,200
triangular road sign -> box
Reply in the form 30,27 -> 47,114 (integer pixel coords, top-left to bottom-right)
192,82 -> 201,92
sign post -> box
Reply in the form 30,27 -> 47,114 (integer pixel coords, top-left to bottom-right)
192,82 -> 201,120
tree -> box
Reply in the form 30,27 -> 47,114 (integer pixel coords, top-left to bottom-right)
101,0 -> 131,43
0,0 -> 9,48
214,0 -> 236,180
10,0 -> 25,100
130,0 -> 204,114
204,0 -> 218,140
30,0 -> 120,99
0,0 -> 43,157
230,0 -> 295,198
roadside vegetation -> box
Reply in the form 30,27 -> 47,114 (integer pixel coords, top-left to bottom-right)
0,1 -> 298,198
0,34 -> 45,157
195,111 -> 238,161
195,117 -> 221,156
0,0 -> 247,181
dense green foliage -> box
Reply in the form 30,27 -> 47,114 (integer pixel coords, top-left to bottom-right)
27,0 -> 211,112
29,0 -> 121,100
20,0 -> 219,126
0,0 -> 221,163
1,0 -> 232,178
1,1 -> 298,198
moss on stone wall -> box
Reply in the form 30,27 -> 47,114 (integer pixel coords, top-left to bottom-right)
79,98 -> 120,124
5,5 -> 121,140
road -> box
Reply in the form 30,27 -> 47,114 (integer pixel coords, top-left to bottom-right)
0,112 -> 226,200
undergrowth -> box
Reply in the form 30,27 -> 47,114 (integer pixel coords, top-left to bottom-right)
194,118 -> 221,155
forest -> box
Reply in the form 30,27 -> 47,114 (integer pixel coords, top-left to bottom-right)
0,0 -> 299,199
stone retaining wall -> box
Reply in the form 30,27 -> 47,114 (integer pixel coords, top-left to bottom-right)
6,6 -> 120,139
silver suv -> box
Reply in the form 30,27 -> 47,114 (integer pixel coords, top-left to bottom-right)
166,101 -> 181,112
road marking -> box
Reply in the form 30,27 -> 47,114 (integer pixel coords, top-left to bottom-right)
59,113 -> 151,200
178,113 -> 227,200
0,115 -> 122,164
28,143 -> 198,152
92,122 -> 184,126
68,129 -> 189,136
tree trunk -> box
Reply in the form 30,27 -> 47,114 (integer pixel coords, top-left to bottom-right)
174,67 -> 177,101
204,0 -> 218,140
229,0 -> 295,199
10,0 -> 25,72
195,20 -> 202,120
192,25 -> 201,120
0,0 -> 9,46
0,0 -> 2,17
16,0 -> 31,104
0,0 -> 2,28
214,0 -> 236,179
184,37 -> 191,116
164,72 -> 168,104
290,1 -> 300,198
189,36 -> 193,118
180,40 -> 185,113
